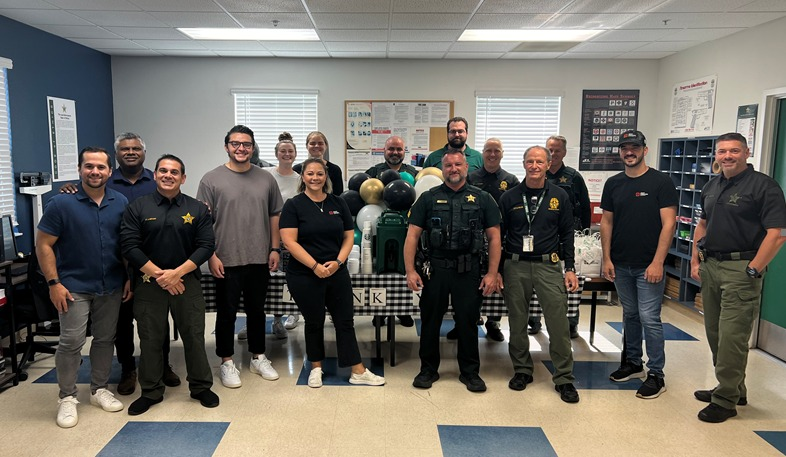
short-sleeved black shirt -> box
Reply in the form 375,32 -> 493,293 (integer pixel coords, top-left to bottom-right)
600,168 -> 678,268
279,193 -> 354,274
700,164 -> 786,252
365,162 -> 418,179
547,164 -> 592,230
468,166 -> 520,204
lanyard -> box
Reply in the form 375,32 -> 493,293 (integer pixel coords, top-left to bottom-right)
523,189 -> 545,236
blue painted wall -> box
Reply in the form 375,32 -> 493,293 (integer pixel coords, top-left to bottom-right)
0,15 -> 114,253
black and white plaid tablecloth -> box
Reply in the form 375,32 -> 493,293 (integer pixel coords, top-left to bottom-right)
202,272 -> 583,317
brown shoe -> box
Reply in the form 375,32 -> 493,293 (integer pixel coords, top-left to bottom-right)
117,370 -> 137,396
163,365 -> 181,387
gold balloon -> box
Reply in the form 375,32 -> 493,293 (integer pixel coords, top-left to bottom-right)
415,167 -> 444,182
359,178 -> 384,204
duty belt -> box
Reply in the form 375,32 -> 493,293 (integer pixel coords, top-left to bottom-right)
430,254 -> 478,273
503,252 -> 560,263
700,250 -> 756,262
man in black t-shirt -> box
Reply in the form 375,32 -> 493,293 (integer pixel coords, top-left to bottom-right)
600,130 -> 678,400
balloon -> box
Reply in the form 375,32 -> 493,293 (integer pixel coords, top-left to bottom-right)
400,171 -> 415,186
356,203 -> 385,236
359,178 -> 384,204
354,227 -> 362,246
415,167 -> 443,182
378,169 -> 401,186
414,175 -> 443,202
348,172 -> 371,192
383,180 -> 416,211
340,190 -> 365,216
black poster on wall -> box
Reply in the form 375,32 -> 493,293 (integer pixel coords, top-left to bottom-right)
579,89 -> 640,171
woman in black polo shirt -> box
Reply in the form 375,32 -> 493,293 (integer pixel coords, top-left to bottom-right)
279,158 -> 385,388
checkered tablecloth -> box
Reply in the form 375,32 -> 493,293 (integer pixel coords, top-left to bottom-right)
201,272 -> 583,317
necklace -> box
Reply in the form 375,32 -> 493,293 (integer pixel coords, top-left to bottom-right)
309,195 -> 326,212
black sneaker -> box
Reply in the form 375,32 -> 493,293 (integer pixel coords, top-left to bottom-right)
698,403 -> 737,423
527,323 -> 542,335
485,323 -> 505,342
190,389 -> 220,408
569,325 -> 579,339
694,387 -> 747,406
508,373 -> 534,391
412,371 -> 439,389
128,396 -> 163,416
459,374 -> 487,392
636,373 -> 666,399
371,316 -> 386,327
398,315 -> 415,327
609,363 -> 646,382
555,383 -> 580,403
446,327 -> 458,340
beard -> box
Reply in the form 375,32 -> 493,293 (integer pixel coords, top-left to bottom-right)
622,154 -> 644,168
385,155 -> 403,166
446,171 -> 465,185
448,136 -> 466,149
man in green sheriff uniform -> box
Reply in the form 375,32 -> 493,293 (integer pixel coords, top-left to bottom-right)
404,149 -> 501,393
422,116 -> 483,172
365,135 -> 418,179
690,132 -> 786,423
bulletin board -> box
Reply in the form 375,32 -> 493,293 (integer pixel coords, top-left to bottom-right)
344,100 -> 454,177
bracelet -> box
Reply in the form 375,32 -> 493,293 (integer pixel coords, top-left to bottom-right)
312,261 -> 318,271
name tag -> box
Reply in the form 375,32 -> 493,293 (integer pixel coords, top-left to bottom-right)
523,235 -> 534,252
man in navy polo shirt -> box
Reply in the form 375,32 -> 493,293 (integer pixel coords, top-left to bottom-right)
37,147 -> 130,428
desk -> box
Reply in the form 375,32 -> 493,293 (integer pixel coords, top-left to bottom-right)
582,277 -> 617,345
201,273 -> 585,365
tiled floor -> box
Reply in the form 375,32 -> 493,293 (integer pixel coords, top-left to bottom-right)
3,298 -> 786,456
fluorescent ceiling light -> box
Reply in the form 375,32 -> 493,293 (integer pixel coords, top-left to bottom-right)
459,29 -> 602,42
178,28 -> 319,41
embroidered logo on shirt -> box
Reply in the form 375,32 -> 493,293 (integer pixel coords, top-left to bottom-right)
728,193 -> 741,206
329,210 -> 341,215
466,194 -> 476,203
499,181 -> 508,191
549,198 -> 559,210
559,176 -> 569,183
635,192 -> 649,197
182,213 -> 195,224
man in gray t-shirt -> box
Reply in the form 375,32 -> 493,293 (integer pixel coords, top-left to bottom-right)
197,125 -> 284,390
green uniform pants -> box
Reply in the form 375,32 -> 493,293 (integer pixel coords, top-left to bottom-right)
134,275 -> 213,400
700,258 -> 763,409
504,260 -> 575,385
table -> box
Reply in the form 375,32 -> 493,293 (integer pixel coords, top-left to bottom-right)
201,272 -> 585,366
582,277 -> 617,345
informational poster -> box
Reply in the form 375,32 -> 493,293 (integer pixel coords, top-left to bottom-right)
578,90 -> 639,171
669,75 -> 718,135
47,96 -> 79,181
736,104 -> 758,156
345,100 -> 453,177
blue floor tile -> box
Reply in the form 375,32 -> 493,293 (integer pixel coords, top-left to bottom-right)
607,321 -> 698,341
295,357 -> 384,386
756,431 -> 786,455
98,422 -> 229,457
34,355 -> 126,384
438,425 -> 557,457
543,360 -> 643,390
414,319 -> 487,338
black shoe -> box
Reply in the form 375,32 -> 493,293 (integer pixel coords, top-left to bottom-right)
694,388 -> 747,406
190,389 -> 220,408
569,325 -> 579,339
398,315 -> 415,327
485,323 -> 505,342
555,383 -> 580,403
527,324 -> 542,335
508,373 -> 534,391
609,363 -> 646,382
372,316 -> 386,327
163,365 -> 181,387
446,327 -> 458,340
117,370 -> 137,396
412,371 -> 440,389
698,403 -> 737,423
459,374 -> 487,392
636,373 -> 666,399
128,396 -> 163,416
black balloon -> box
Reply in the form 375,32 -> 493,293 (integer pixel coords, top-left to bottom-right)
382,180 -> 416,211
378,169 -> 401,186
348,172 -> 371,192
340,190 -> 365,216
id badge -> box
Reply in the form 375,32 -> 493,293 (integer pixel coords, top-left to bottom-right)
522,235 -> 534,252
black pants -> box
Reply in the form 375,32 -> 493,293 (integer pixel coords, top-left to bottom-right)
214,264 -> 270,358
115,297 -> 171,374
286,268 -> 361,367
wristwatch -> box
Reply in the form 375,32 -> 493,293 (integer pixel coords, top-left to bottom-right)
47,278 -> 61,286
745,264 -> 762,278
564,267 -> 576,273
270,247 -> 282,254
336,259 -> 344,268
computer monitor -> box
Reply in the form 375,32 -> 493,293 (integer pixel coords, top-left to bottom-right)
1,214 -> 17,263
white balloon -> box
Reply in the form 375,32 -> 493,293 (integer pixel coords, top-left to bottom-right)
414,175 -> 443,202
356,203 -> 385,236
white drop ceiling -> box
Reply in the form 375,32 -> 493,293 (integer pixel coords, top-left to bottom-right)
1,0 -> 784,59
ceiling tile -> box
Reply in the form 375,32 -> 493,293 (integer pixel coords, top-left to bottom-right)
319,30 -> 387,41
622,12 -> 778,28
391,13 -> 470,29
653,0 -> 755,13
449,41 -> 519,52
661,28 -> 744,41
67,37 -> 145,49
634,41 -> 700,52
146,12 -> 239,27
44,0 -> 140,10
304,0 -> 390,14
133,39 -> 208,50
156,49 -> 218,56
500,52 -> 565,59
571,41 -> 648,52
312,13 -> 389,29
262,41 -> 327,51
734,0 -> 786,12
388,41 -> 452,52
477,0 -> 571,14
389,29 -> 462,41
467,14 -> 554,28
0,9 -> 93,26
590,28 -> 672,41
35,24 -> 122,39
559,52 -> 623,58
444,52 -> 504,59
324,41 -> 388,52
393,0 -> 479,13
99,48 -> 160,56
329,51 -> 387,58
544,13 -> 638,28
129,0 -> 223,12
69,10 -> 169,27
232,13 -> 314,28
104,26 -> 189,39
270,51 -> 330,57
0,0 -> 59,8
219,0 -> 306,13
215,50 -> 274,57
561,0 -> 666,14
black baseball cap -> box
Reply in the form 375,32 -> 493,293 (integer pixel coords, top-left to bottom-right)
618,130 -> 646,147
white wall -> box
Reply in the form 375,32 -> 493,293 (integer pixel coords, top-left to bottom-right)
112,57 -> 659,195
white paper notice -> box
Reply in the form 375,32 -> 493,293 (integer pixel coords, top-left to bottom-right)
669,75 -> 717,135
347,102 -> 373,150
47,96 -> 78,181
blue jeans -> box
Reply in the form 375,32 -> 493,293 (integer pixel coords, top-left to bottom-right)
613,266 -> 666,377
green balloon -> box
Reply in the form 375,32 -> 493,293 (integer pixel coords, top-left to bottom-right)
400,171 -> 415,186
354,227 -> 362,246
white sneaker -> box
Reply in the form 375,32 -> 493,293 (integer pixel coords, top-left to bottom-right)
238,326 -> 248,340
272,320 -> 288,340
220,360 -> 242,388
284,314 -> 299,330
308,367 -> 323,388
250,354 -> 279,380
57,396 -> 79,428
349,368 -> 385,386
90,388 -> 124,412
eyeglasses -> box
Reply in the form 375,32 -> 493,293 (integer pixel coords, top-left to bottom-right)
228,141 -> 253,149
448,129 -> 466,135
